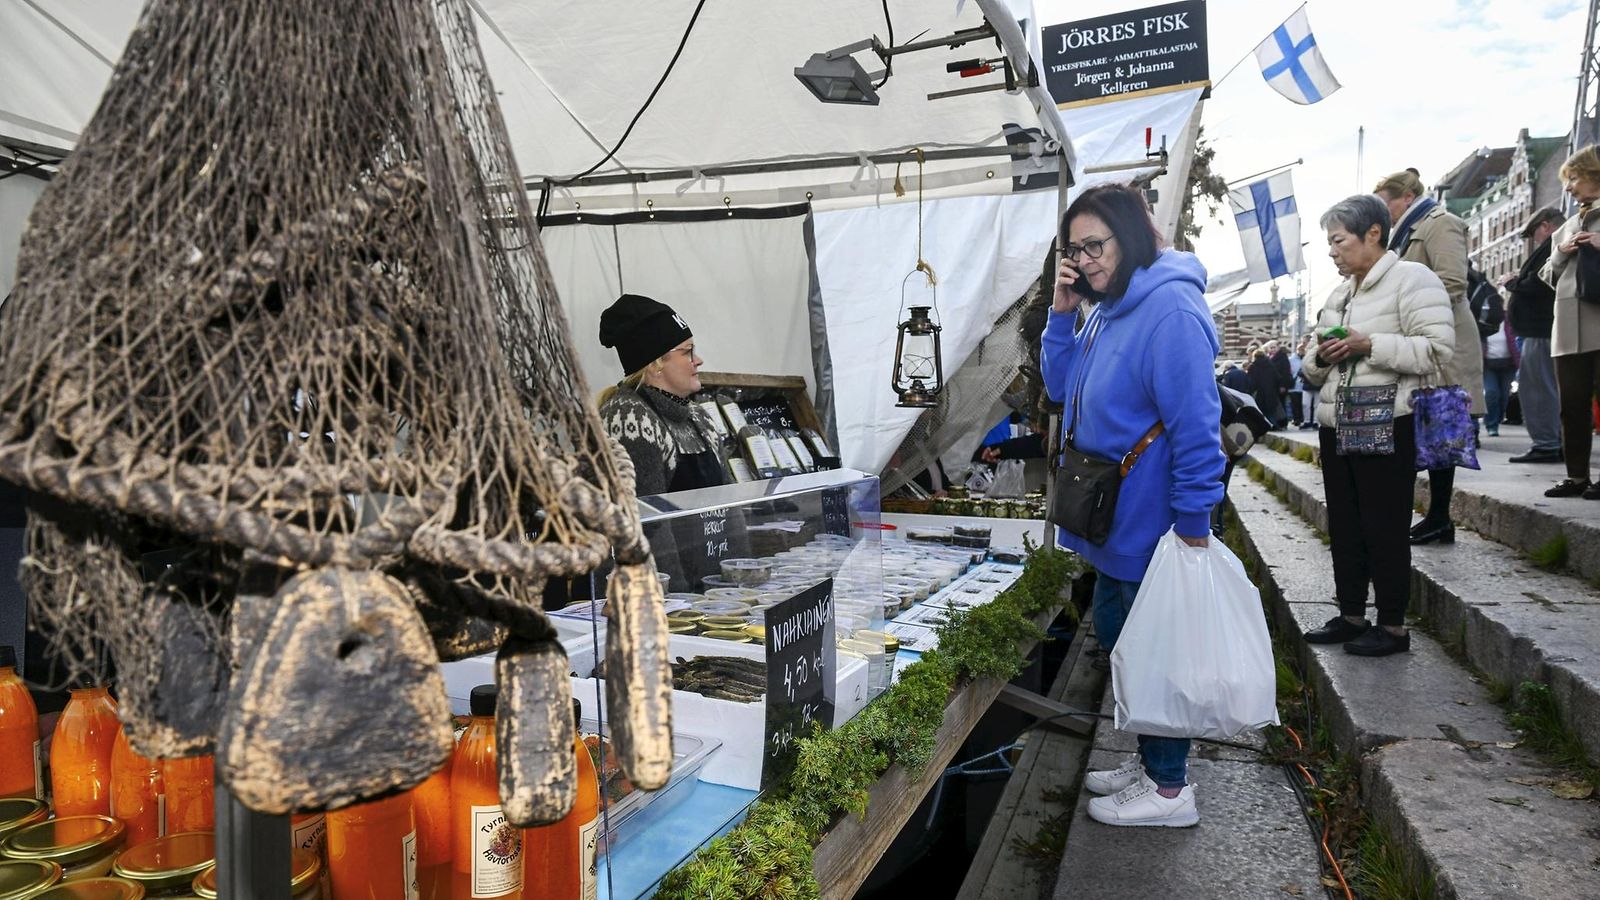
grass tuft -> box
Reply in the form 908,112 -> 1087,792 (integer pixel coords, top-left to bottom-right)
1528,534 -> 1569,570
1351,821 -> 1436,900
1511,682 -> 1600,788
1290,443 -> 1316,465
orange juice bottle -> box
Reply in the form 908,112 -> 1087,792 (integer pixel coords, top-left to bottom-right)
413,764 -> 452,899
163,754 -> 215,832
49,684 -> 118,816
109,724 -> 166,846
327,790 -> 418,900
523,700 -> 599,900
452,685 -> 522,900
0,645 -> 42,799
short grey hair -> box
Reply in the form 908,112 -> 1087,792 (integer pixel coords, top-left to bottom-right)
1320,194 -> 1391,247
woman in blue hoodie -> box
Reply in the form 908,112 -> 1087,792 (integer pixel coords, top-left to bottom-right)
1041,184 -> 1225,827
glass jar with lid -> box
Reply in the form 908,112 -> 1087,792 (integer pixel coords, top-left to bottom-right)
110,832 -> 213,896
189,847 -> 320,899
0,798 -> 48,846
0,859 -> 63,899
0,816 -> 125,881
32,878 -> 145,899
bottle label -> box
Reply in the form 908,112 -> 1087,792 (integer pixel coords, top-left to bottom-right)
744,435 -> 779,474
293,813 -> 327,853
403,829 -> 419,900
787,435 -> 816,470
770,434 -> 802,473
470,806 -> 523,898
804,429 -> 835,460
697,401 -> 728,436
728,458 -> 755,483
719,401 -> 748,432
32,740 -> 42,800
579,815 -> 601,900
158,793 -> 167,837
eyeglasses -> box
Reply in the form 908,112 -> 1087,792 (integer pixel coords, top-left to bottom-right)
1063,235 -> 1115,262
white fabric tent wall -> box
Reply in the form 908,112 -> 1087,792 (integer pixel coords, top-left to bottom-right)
814,190 -> 1057,473
538,212 -> 816,399
0,175 -> 47,299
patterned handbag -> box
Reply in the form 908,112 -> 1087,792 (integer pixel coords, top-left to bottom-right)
1411,384 -> 1480,470
1334,380 -> 1397,456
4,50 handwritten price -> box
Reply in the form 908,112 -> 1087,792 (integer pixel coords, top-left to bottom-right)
768,701 -> 822,755
781,651 -> 827,703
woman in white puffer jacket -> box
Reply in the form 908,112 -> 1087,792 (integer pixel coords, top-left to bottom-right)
1298,193 -> 1455,658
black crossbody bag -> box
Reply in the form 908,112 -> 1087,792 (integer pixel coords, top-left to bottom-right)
1046,316 -> 1164,546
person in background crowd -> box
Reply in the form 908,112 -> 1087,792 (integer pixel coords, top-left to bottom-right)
1220,359 -> 1253,394
1286,338 -> 1306,425
1482,298 -> 1519,437
1374,169 -> 1480,546
1041,183 -> 1223,827
1541,145 -> 1600,499
597,293 -> 726,495
1296,333 -> 1319,429
1300,194 -> 1454,657
1504,207 -> 1569,463
1269,340 -> 1295,425
1247,347 -> 1287,428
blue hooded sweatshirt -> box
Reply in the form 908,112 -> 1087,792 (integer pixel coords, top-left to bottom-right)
1041,248 -> 1225,582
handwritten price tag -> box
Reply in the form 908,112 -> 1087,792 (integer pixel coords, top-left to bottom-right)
761,579 -> 837,788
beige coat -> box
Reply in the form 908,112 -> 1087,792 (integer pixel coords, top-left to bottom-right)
1300,252 -> 1456,427
1540,207 -> 1600,356
1393,203 -> 1486,415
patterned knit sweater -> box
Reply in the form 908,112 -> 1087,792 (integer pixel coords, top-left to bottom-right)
599,384 -> 721,496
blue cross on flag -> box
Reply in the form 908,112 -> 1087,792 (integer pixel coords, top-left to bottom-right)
1254,6 -> 1341,105
1229,171 -> 1305,283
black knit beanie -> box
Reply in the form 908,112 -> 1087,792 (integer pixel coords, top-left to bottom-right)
598,293 -> 693,375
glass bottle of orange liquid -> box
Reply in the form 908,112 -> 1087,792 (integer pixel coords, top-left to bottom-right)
523,700 -> 599,900
163,754 -> 215,832
0,645 -> 42,799
413,764 -> 452,899
327,789 -> 418,900
292,811 -> 332,899
452,685 -> 522,900
109,723 -> 165,847
49,683 -> 118,816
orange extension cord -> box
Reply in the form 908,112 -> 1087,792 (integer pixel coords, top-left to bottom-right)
1283,724 -> 1354,900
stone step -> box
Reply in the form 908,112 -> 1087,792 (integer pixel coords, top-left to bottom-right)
1260,426 -> 1600,584
1245,441 -> 1600,767
1229,473 -> 1600,899
1053,614 -> 1322,898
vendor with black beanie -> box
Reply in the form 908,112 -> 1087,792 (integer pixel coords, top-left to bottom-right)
598,293 -> 728,495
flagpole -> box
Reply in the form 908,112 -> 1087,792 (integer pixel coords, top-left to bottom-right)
1211,1 -> 1309,92
1357,126 -> 1365,191
1226,158 -> 1303,188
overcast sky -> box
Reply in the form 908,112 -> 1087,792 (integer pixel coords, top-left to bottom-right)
1035,0 -> 1588,319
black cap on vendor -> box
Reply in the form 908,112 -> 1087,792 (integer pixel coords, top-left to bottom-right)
598,293 -> 694,375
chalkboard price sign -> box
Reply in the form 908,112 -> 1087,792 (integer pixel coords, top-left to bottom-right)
762,578 -> 836,788
820,486 -> 850,537
738,399 -> 798,432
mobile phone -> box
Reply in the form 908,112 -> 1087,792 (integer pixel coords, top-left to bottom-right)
1322,325 -> 1349,341
1067,264 -> 1107,304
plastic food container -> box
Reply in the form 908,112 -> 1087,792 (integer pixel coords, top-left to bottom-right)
0,817 -> 126,883
698,574 -> 735,589
581,722 -> 720,853
703,587 -> 760,604
691,600 -> 755,617
0,859 -> 63,898
719,558 -> 774,586
885,577 -> 931,601
111,831 -> 215,895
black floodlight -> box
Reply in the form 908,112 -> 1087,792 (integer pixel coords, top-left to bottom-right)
794,38 -> 885,105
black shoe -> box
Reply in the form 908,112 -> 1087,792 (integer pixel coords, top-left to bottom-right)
1545,479 -> 1591,498
1409,521 -> 1455,545
1509,448 -> 1563,464
1585,483 -> 1600,501
1305,615 -> 1369,644
1345,626 -> 1411,657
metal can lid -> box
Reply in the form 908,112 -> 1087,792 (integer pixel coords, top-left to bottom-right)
111,831 -> 215,889
0,798 -> 48,838
1,816 -> 125,865
701,630 -> 752,642
288,847 -> 322,892
31,877 -> 145,900
0,859 -> 64,896
189,865 -> 216,899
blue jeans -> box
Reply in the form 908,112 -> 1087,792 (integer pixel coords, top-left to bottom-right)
1483,364 -> 1514,432
1092,572 -> 1191,788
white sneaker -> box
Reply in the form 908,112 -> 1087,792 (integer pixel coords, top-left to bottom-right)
1087,773 -> 1199,827
1083,757 -> 1143,796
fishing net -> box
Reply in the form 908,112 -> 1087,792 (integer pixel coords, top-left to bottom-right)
0,0 -> 667,806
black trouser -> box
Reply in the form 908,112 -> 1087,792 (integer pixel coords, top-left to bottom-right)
1319,417 -> 1416,627
1555,350 -> 1600,481
1287,390 -> 1304,424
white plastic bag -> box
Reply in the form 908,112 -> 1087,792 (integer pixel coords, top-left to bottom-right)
1110,528 -> 1280,740
987,459 -> 1027,498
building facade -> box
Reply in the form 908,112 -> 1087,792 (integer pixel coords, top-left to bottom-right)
1463,129 -> 1569,282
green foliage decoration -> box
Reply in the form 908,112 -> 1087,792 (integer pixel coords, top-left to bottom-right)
654,539 -> 1085,899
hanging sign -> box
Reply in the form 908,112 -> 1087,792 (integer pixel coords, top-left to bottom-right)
762,578 -> 836,788
1042,0 -> 1209,108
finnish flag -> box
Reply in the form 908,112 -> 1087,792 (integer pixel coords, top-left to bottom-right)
1229,171 -> 1305,283
1254,7 -> 1342,105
